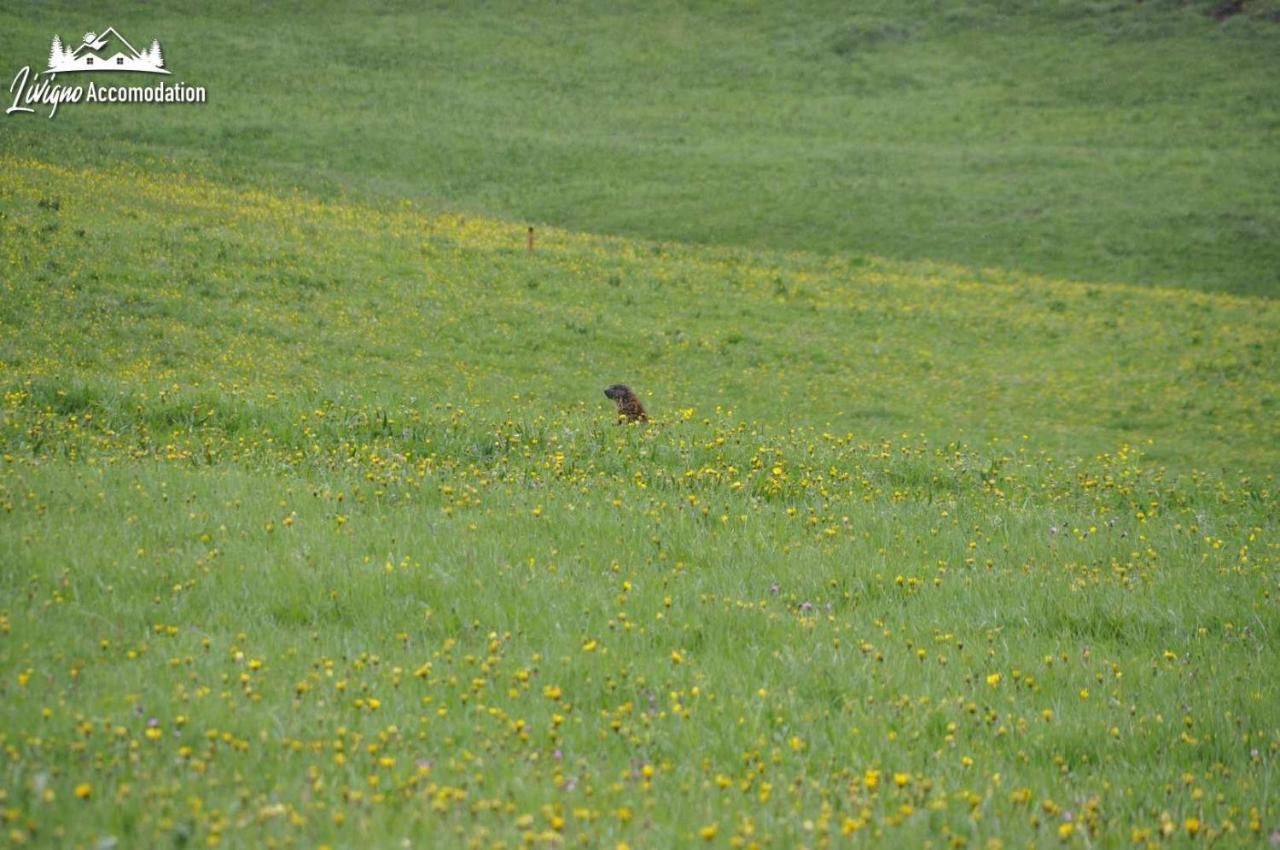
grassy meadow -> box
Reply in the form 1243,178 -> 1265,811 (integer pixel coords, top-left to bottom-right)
2,2 -> 1280,849
1,0 -> 1279,296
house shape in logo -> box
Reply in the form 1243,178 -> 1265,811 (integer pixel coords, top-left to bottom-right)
45,27 -> 169,74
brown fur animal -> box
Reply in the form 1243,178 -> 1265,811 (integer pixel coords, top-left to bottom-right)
604,384 -> 647,423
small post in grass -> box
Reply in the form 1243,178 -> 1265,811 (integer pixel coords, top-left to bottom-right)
527,226 -> 534,256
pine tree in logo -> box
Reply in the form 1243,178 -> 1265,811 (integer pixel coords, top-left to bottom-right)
147,39 -> 164,69
48,34 -> 65,70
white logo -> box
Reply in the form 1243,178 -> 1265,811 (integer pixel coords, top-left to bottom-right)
46,28 -> 169,75
7,24 -> 205,118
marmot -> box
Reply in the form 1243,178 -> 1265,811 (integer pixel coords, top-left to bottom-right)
604,384 -> 647,423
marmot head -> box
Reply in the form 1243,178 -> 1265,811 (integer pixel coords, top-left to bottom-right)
603,384 -> 633,401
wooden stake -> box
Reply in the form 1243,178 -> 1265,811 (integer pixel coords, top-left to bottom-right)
527,226 -> 534,256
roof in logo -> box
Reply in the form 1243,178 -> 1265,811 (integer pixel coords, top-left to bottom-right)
71,27 -> 143,61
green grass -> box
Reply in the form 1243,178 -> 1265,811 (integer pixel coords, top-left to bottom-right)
1,2 -> 1279,847
1,0 -> 1278,296
0,155 -> 1277,848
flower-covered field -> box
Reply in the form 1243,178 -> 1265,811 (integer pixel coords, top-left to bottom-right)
0,157 -> 1277,848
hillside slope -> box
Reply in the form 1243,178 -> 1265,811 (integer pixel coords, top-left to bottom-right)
1,157 -> 1278,848
2,156 -> 1276,473
1,0 -> 1277,295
